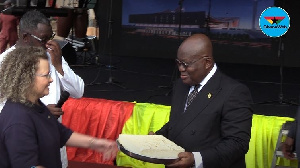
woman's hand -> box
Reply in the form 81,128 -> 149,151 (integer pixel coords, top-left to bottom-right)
89,138 -> 119,161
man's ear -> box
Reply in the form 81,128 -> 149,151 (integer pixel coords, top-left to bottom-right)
205,57 -> 213,69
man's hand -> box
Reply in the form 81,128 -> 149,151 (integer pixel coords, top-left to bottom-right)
166,152 -> 195,168
148,131 -> 155,135
281,136 -> 296,160
47,104 -> 64,119
46,40 -> 64,75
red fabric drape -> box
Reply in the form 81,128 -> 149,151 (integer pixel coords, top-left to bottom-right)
62,97 -> 134,165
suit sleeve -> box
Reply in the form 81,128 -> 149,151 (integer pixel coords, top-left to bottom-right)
201,84 -> 253,168
155,122 -> 170,137
155,80 -> 179,137
287,105 -> 300,139
287,121 -> 296,139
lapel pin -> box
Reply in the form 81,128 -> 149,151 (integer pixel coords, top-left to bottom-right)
208,93 -> 212,99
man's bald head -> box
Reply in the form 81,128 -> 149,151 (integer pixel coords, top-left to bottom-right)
178,34 -> 213,62
178,34 -> 213,58
176,34 -> 215,86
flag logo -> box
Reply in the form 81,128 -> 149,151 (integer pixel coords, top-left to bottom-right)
264,17 -> 285,25
259,7 -> 290,37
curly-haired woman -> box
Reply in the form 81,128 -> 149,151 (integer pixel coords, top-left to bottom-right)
0,46 -> 118,168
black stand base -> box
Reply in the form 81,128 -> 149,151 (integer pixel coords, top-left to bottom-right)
257,99 -> 299,106
105,76 -> 126,89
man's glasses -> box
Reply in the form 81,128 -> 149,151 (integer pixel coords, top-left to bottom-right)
36,72 -> 52,79
175,56 -> 208,69
28,32 -> 55,45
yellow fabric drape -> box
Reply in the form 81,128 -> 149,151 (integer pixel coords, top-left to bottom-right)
246,114 -> 297,168
115,102 -> 297,168
116,103 -> 171,168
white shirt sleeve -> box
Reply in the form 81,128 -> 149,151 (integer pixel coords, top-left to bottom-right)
193,152 -> 204,168
59,57 -> 85,98
0,100 -> 6,113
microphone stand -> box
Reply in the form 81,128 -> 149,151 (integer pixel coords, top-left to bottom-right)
258,37 -> 298,106
86,0 -> 125,88
158,0 -> 183,96
206,0 -> 211,34
104,0 -> 125,89
168,0 -> 184,85
178,0 -> 183,38
276,38 -> 297,105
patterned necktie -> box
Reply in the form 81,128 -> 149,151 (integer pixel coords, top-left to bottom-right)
186,84 -> 200,108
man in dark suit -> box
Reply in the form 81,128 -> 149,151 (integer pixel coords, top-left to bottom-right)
154,34 -> 253,168
281,110 -> 299,163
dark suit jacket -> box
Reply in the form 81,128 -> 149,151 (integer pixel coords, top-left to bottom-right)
156,69 -> 253,168
287,107 -> 300,164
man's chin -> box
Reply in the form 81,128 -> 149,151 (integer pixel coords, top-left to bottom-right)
181,79 -> 192,85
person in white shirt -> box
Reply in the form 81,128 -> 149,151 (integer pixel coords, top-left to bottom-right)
0,10 -> 85,168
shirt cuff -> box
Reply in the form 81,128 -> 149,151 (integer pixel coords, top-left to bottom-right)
192,152 -> 203,168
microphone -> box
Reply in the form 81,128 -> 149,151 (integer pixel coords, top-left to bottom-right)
55,91 -> 70,108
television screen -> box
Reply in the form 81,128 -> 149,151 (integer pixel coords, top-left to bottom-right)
118,0 -> 300,66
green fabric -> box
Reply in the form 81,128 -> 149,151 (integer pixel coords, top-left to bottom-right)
245,114 -> 296,168
116,103 -> 171,168
116,102 -> 298,168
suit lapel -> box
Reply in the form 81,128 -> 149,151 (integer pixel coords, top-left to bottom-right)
170,70 -> 223,139
171,81 -> 190,119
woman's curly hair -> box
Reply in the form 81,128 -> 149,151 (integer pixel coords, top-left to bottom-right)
0,46 -> 48,104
